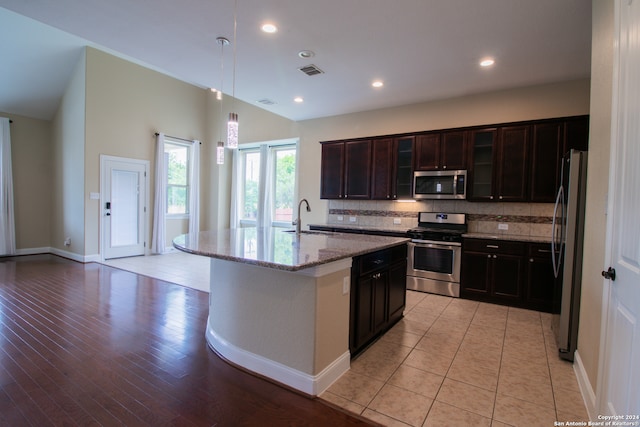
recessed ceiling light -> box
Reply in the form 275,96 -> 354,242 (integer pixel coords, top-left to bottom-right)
298,50 -> 315,59
294,97 -> 304,103
261,23 -> 278,33
372,80 -> 384,88
480,58 -> 495,67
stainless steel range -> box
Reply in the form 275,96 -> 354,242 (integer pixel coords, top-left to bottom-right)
406,212 -> 467,297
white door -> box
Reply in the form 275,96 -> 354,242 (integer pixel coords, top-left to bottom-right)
600,0 -> 640,416
102,156 -> 148,259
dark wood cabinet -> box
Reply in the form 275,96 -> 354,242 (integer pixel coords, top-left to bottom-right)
344,140 -> 372,199
320,139 -> 371,199
350,244 -> 407,356
468,128 -> 497,200
530,122 -> 563,202
496,125 -> 530,201
461,239 -> 525,304
371,138 -> 395,200
414,131 -> 467,171
461,238 -> 557,312
525,243 -> 556,312
529,116 -> 589,202
468,126 -> 529,202
394,136 -> 414,199
320,115 -> 588,202
320,142 -> 345,199
370,136 -> 415,200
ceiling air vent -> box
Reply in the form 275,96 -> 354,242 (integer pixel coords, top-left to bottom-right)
257,98 -> 276,105
298,64 -> 324,76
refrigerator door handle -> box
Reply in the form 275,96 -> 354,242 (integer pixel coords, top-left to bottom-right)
551,186 -> 564,278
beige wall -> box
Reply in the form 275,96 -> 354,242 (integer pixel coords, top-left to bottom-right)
297,79 -> 591,225
51,52 -> 86,255
84,47 -> 209,256
1,112 -> 52,250
577,0 -> 614,396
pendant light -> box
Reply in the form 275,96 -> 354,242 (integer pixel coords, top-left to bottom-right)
227,0 -> 239,149
216,36 -> 229,165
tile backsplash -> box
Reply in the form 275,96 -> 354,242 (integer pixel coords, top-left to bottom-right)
327,200 -> 555,239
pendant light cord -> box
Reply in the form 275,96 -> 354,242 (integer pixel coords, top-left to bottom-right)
232,0 -> 237,110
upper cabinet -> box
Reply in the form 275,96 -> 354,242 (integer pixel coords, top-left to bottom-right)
414,131 -> 467,171
469,126 -> 531,202
320,115 -> 589,202
320,139 -> 371,199
529,116 -> 589,202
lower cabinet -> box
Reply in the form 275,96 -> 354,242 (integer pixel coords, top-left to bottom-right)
461,238 -> 557,312
350,244 -> 407,356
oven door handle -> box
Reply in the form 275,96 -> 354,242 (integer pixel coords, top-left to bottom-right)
410,239 -> 461,247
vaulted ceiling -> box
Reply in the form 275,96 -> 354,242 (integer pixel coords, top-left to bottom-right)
0,1 -> 591,121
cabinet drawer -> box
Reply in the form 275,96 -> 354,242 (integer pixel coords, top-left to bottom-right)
528,242 -> 553,258
358,250 -> 390,274
464,239 -> 526,255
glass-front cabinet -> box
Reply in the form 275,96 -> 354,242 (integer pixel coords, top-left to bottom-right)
469,129 -> 496,200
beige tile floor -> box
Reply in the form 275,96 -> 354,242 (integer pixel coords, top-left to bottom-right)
321,291 -> 590,427
102,250 -> 210,292
102,253 -> 589,427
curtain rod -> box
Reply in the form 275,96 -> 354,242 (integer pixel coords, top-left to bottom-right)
154,132 -> 201,144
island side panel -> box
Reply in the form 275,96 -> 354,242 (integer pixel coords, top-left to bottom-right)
207,258 -> 351,380
314,269 -> 351,373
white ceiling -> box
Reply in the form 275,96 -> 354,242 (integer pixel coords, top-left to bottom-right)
0,1 -> 592,122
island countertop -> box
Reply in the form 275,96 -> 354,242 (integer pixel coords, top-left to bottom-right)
173,227 -> 409,272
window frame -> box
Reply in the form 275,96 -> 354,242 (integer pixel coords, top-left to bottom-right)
236,139 -> 299,229
164,139 -> 191,219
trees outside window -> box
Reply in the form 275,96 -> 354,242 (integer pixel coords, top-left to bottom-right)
165,142 -> 189,215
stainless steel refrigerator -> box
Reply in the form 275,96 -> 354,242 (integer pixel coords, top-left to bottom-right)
551,149 -> 588,362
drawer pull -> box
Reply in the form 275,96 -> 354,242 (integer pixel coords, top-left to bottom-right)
486,244 -> 499,249
537,249 -> 551,254
373,259 -> 384,265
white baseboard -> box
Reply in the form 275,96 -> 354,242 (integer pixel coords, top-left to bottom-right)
574,350 -> 597,420
15,247 -> 51,256
206,320 -> 350,396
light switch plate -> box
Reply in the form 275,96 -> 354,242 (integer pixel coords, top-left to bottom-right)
393,218 -> 402,225
498,223 -> 509,230
90,192 -> 100,200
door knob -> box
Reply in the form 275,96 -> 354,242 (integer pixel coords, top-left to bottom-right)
602,267 -> 616,281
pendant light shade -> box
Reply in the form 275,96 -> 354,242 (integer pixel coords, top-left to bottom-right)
227,112 -> 238,149
216,141 -> 225,165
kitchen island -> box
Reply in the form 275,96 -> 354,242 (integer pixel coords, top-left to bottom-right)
173,227 -> 408,396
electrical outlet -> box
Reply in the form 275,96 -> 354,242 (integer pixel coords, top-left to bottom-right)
393,218 -> 402,225
342,277 -> 350,295
349,216 -> 357,222
498,223 -> 509,231
337,215 -> 344,221
64,237 -> 71,246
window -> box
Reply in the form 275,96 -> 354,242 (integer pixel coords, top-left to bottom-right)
235,140 -> 298,228
165,141 -> 190,215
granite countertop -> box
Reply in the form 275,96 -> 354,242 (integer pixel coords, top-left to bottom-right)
173,227 -> 409,272
463,232 -> 552,244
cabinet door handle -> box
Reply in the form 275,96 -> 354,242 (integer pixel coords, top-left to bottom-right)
487,254 -> 492,258
530,258 -> 534,262
493,255 -> 497,259
443,165 -> 447,169
373,259 -> 384,265
490,196 -> 494,200
499,196 -> 503,200
486,244 -> 499,249
537,249 -> 551,254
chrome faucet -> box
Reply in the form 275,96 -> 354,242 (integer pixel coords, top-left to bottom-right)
294,199 -> 311,234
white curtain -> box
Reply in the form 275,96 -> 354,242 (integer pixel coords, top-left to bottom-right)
258,144 -> 274,229
188,140 -> 200,236
0,118 -> 15,255
151,133 -> 166,254
230,150 -> 241,227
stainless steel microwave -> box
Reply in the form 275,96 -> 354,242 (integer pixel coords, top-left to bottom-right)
413,170 -> 467,199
